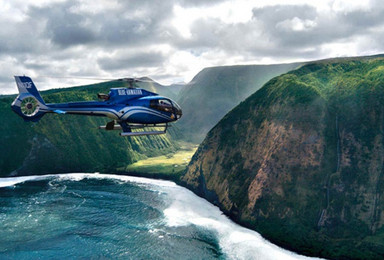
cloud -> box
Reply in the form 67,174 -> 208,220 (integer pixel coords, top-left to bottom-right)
1,0 -> 384,94
98,51 -> 166,71
29,1 -> 97,48
251,3 -> 384,51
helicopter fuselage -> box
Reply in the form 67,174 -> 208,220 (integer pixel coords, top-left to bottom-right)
45,95 -> 181,124
11,76 -> 182,136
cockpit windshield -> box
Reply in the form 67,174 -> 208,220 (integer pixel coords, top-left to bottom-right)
150,99 -> 173,113
172,101 -> 182,119
150,99 -> 182,119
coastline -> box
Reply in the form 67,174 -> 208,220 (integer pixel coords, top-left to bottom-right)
0,172 -> 321,260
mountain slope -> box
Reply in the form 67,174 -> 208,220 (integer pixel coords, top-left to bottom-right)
176,63 -> 301,143
182,56 -> 384,259
0,79 -> 180,177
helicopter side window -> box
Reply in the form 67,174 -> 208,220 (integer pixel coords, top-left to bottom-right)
98,93 -> 110,101
150,99 -> 173,113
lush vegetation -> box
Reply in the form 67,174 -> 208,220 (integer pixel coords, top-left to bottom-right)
184,56 -> 384,259
0,80 -> 181,177
176,63 -> 301,143
121,142 -> 197,181
4,56 -> 384,258
1,64 -> 301,177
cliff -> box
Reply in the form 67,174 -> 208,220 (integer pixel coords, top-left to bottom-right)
0,63 -> 300,177
182,56 -> 384,259
0,79 -> 180,177
176,63 -> 301,143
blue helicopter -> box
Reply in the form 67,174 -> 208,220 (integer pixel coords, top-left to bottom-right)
11,76 -> 182,136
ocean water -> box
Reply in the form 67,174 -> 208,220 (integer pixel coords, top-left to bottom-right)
0,173 -> 322,259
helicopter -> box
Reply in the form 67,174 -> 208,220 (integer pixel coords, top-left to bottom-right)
11,76 -> 182,137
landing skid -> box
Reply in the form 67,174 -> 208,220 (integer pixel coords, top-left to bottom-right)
120,130 -> 166,137
99,121 -> 169,137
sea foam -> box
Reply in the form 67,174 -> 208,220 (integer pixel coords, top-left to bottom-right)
0,173 -> 322,260
161,183 -> 322,260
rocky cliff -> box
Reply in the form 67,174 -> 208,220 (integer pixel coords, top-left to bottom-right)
176,63 -> 301,143
182,56 -> 384,259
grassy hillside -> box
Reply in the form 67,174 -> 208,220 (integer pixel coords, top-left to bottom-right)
0,79 -> 181,177
182,56 -> 384,259
1,63 -> 303,177
176,63 -> 301,143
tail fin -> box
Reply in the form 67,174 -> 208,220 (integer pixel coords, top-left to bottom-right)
11,76 -> 47,122
14,76 -> 45,104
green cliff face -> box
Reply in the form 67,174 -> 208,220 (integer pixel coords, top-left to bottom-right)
182,57 -> 384,259
176,63 -> 301,143
0,79 -> 179,177
1,64 -> 298,177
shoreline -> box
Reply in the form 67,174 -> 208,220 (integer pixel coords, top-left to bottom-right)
0,171 -> 321,260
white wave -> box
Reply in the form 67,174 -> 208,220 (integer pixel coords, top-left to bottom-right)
0,173 -> 322,260
161,186 -> 323,260
0,175 -> 55,188
0,173 -> 177,189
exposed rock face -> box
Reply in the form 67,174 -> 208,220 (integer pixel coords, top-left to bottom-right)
176,63 -> 301,143
182,57 -> 384,259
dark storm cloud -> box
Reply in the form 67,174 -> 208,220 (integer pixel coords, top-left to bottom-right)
98,51 -> 165,71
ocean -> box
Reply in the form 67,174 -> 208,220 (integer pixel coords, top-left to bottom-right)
0,173 -> 322,259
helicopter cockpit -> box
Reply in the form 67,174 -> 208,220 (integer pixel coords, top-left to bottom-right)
97,93 -> 110,101
150,98 -> 182,119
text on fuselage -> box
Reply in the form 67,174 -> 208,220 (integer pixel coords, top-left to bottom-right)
118,89 -> 143,95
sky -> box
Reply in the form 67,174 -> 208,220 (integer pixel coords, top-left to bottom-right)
1,0 -> 383,94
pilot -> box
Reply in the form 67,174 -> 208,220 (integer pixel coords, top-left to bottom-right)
160,101 -> 172,112
97,93 -> 110,101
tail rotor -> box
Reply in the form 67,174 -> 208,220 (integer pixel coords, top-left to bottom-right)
11,76 -> 48,122
20,96 -> 40,117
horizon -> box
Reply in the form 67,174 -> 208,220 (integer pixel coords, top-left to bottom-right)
3,52 -> 383,96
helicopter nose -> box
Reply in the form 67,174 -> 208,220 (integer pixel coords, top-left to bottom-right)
170,100 -> 182,120
175,108 -> 182,120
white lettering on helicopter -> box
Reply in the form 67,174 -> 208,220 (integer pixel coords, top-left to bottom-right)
118,89 -> 143,95
17,82 -> 32,89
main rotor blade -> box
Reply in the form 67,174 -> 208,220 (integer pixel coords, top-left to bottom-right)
39,76 -> 157,83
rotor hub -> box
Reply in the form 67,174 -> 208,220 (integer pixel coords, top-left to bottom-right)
20,97 -> 39,117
